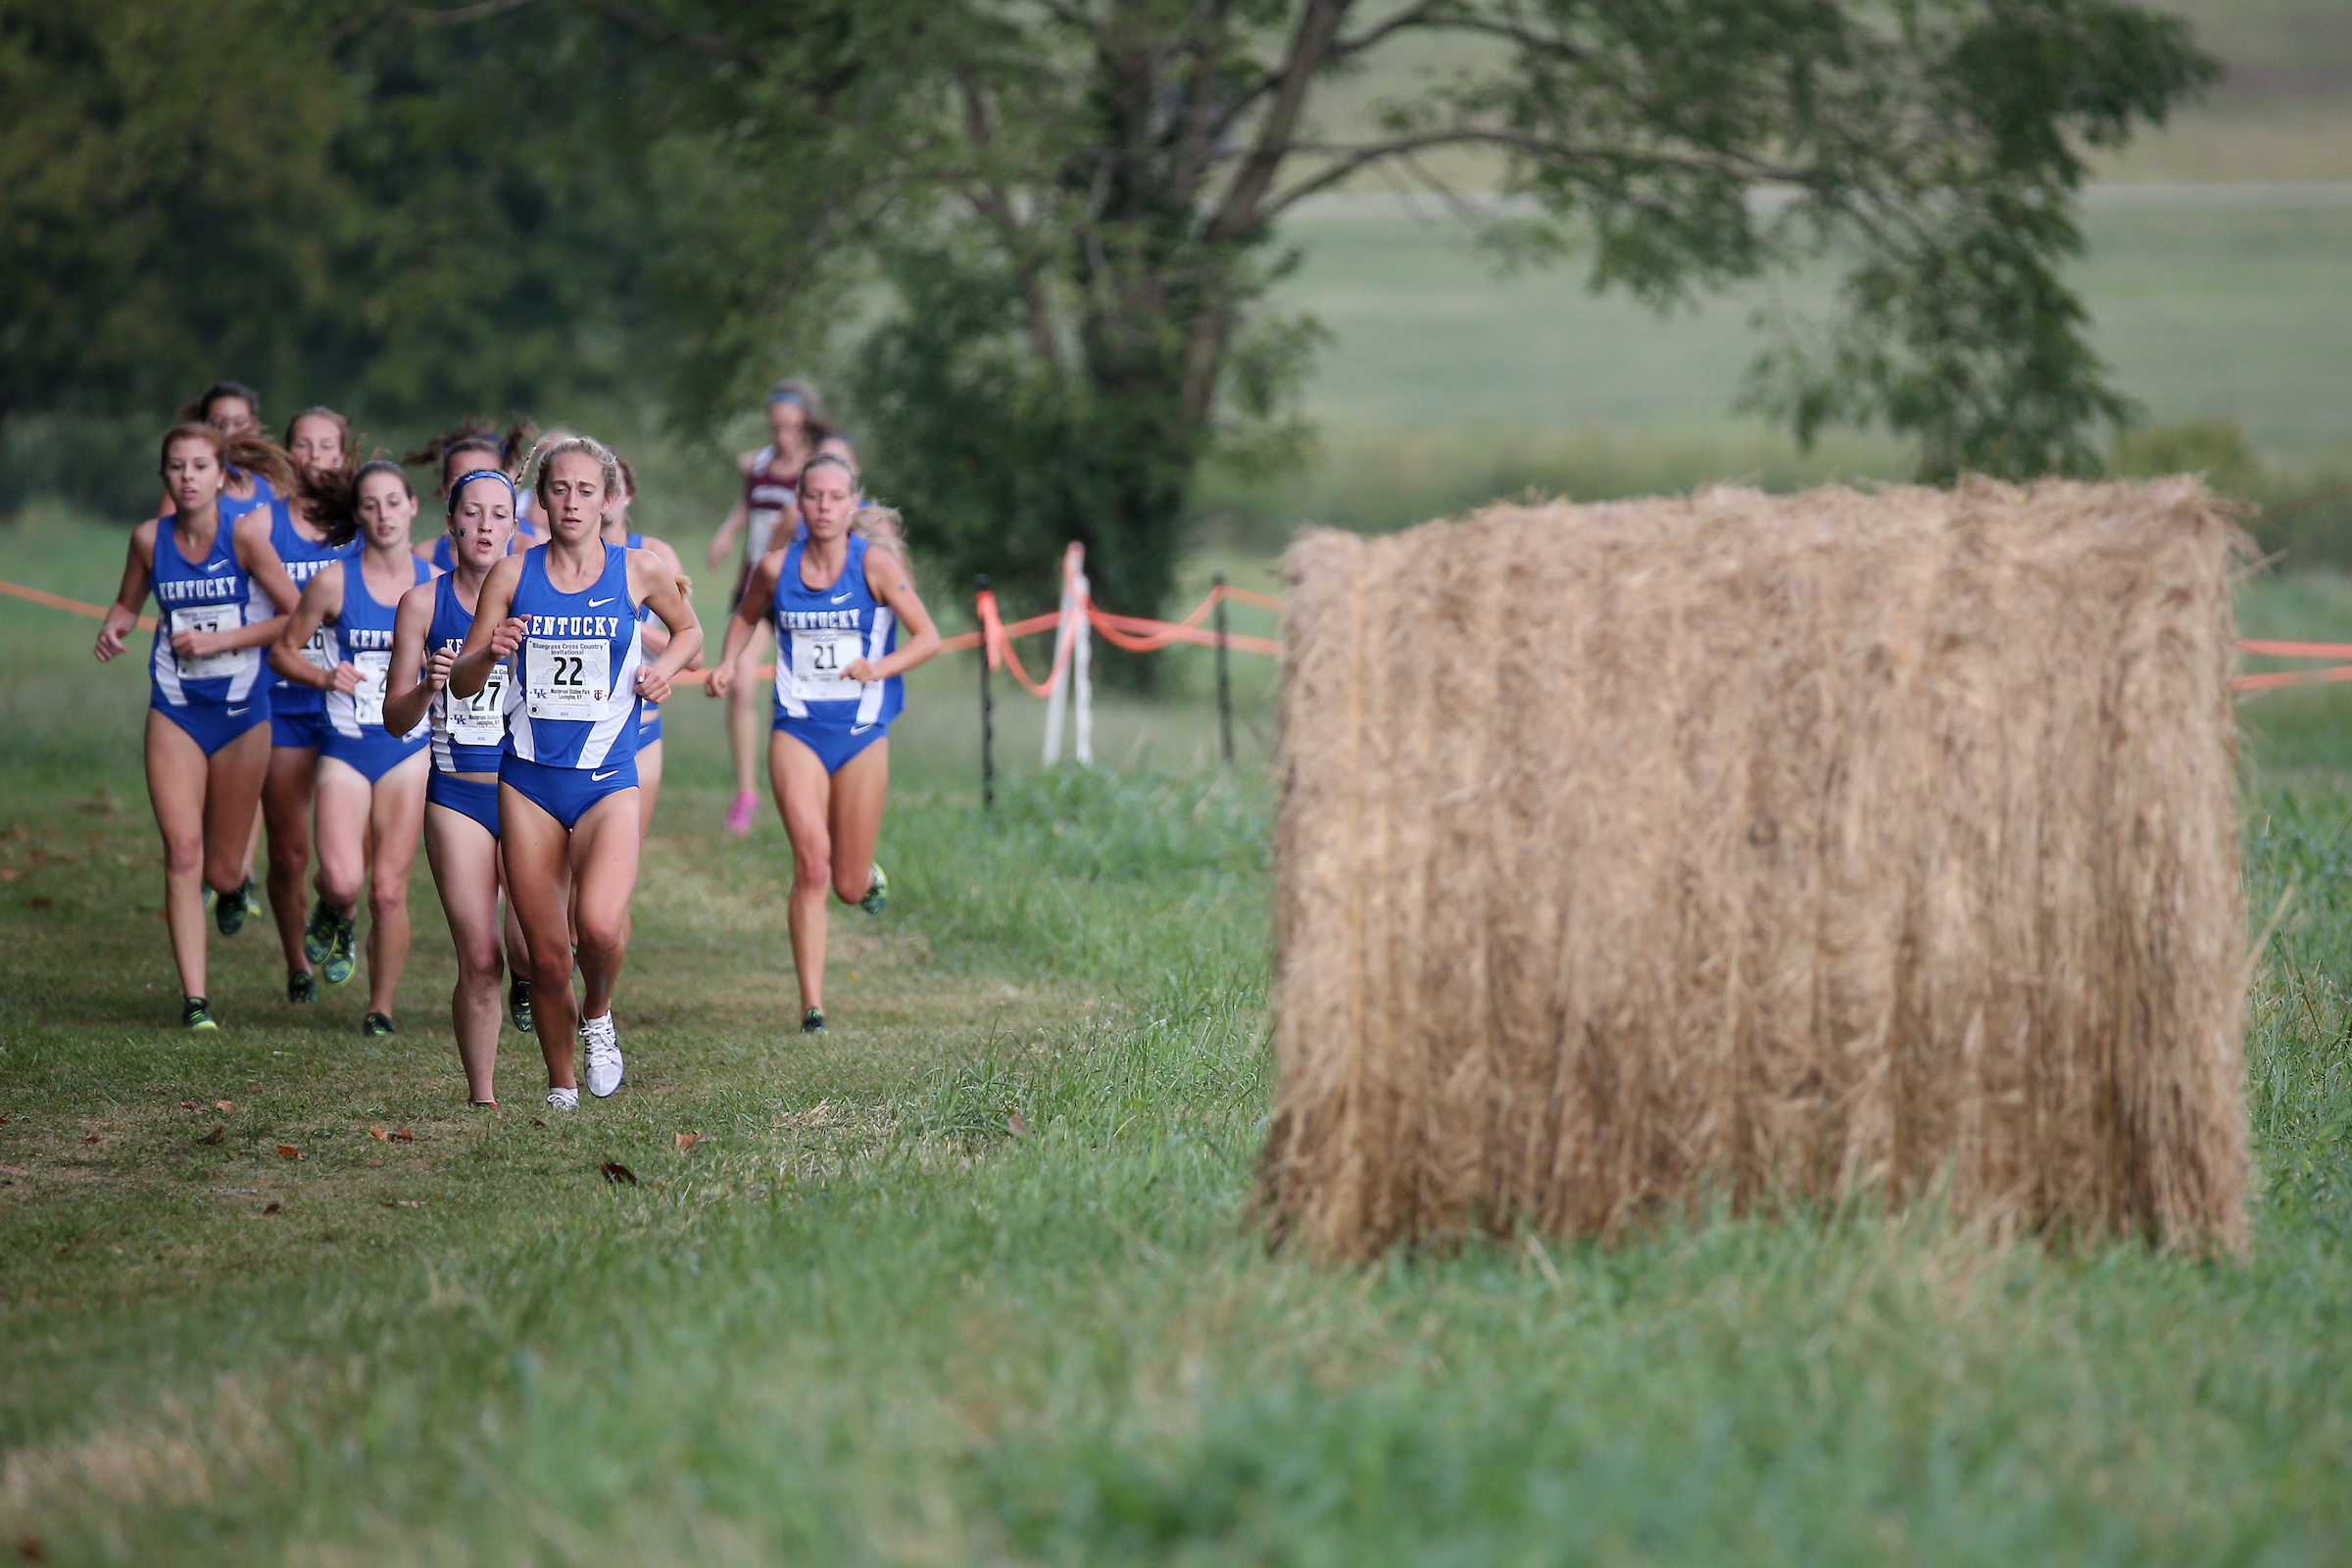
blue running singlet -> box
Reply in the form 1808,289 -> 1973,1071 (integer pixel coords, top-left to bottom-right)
269,508 -> 353,749
428,572 -> 514,777
770,533 -> 902,773
320,555 -> 432,783
149,513 -> 273,754
498,544 -> 641,829
626,532 -> 665,746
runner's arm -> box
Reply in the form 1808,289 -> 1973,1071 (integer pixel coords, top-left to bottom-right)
628,549 -> 703,705
269,564 -> 359,693
706,497 -> 748,569
704,552 -> 781,699
381,581 -> 440,737
450,557 -> 525,700
220,510 -> 300,651
94,522 -> 157,663
845,545 -> 941,683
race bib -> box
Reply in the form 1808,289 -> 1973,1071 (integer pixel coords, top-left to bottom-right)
525,637 -> 609,721
353,651 -> 391,727
170,605 -> 242,680
790,627 -> 865,702
449,661 -> 509,748
299,624 -> 335,671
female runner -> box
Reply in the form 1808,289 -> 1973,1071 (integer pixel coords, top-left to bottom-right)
384,468 -> 523,1104
604,454 -> 690,834
269,463 -> 434,1035
707,381 -> 818,833
708,453 -> 939,1035
95,423 -> 302,1028
255,407 -> 358,1004
409,419 -> 544,570
450,436 -> 702,1108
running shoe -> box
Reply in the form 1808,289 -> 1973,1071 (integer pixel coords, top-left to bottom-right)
183,995 -> 217,1031
287,970 -> 316,1005
509,976 -> 533,1034
546,1086 -> 579,1110
860,863 -> 888,915
725,790 -> 758,835
214,878 -> 254,937
321,910 -> 358,987
582,1013 -> 624,1099
801,1006 -> 827,1035
302,900 -> 337,965
362,1011 -> 396,1038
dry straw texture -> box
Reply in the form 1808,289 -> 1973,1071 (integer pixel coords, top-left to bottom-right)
1258,479 -> 2249,1258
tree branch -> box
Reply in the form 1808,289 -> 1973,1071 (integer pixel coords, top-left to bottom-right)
956,71 -> 1062,368
565,0 -> 763,68
1200,0 -> 1449,158
405,0 -> 536,22
1257,128 -> 1812,216
1203,0 -> 1356,242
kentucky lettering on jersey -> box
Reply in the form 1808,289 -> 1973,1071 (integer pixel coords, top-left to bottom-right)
339,627 -> 397,652
778,609 -> 862,631
154,576 -> 245,605
527,614 -> 625,639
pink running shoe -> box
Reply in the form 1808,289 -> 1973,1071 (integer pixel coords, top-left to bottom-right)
725,791 -> 758,835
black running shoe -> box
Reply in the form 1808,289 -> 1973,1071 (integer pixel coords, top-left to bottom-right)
183,995 -> 217,1031
287,970 -> 316,1004
302,900 -> 337,965
801,1006 -> 827,1035
362,1011 -> 396,1038
214,879 -> 254,937
509,976 -> 533,1034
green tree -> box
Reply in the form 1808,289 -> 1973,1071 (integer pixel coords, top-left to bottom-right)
564,0 -> 2217,622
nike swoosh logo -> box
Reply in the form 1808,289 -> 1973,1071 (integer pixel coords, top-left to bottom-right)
227,707 -> 249,715
203,561 -> 229,572
589,597 -> 615,607
850,724 -> 873,734
592,769 -> 618,782
831,592 -> 854,604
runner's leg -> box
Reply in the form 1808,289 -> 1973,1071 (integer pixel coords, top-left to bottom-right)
145,711 -> 213,1000
566,790 -> 642,1023
824,738 -> 889,906
361,751 -> 429,1018
636,737 -> 663,838
727,619 -> 772,809
313,757 -> 371,921
203,723 -> 270,908
424,803 -> 505,1102
770,729 -> 834,1015
500,786 -> 580,1091
263,744 -> 318,978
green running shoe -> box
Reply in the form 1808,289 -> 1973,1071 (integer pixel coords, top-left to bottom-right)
214,878 -> 254,937
362,1011 -> 395,1038
287,970 -> 316,1005
182,995 -> 217,1030
321,909 -> 358,987
801,1006 -> 827,1035
859,863 -> 888,916
509,976 -> 533,1035
302,900 -> 337,965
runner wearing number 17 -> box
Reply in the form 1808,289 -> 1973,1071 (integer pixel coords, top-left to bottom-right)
268,462 -> 433,1036
448,436 -> 702,1110
707,452 -> 941,1036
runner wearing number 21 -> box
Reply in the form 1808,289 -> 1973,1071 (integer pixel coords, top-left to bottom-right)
707,452 -> 940,1036
449,437 -> 701,1109
268,462 -> 433,1037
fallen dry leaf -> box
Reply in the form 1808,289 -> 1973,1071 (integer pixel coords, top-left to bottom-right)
179,1101 -> 196,1110
24,897 -> 53,909
17,1531 -> 45,1560
390,1127 -> 416,1142
674,1132 -> 700,1152
0,1163 -> 28,1177
532,1119 -> 547,1128
601,1161 -> 638,1185
379,1200 -> 423,1209
215,1101 -> 233,1112
366,1158 -> 384,1167
263,1201 -> 281,1214
0,867 -> 20,882
368,1126 -> 389,1141
198,1126 -> 224,1146
79,1134 -> 98,1146
1007,1111 -> 1032,1140
276,1145 -> 302,1160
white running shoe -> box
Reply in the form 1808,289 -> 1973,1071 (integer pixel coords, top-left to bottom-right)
546,1086 -> 580,1110
582,1013 -> 624,1099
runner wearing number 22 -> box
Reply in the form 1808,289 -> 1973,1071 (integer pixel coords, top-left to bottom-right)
268,462 -> 433,1037
449,437 -> 701,1110
708,453 -> 941,1037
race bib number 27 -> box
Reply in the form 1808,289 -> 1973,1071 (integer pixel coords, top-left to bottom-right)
526,638 -> 610,721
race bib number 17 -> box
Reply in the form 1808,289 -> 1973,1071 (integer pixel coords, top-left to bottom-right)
525,638 -> 609,721
170,606 -> 242,681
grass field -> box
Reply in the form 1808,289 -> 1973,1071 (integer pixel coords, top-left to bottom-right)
4,502 -> 2352,1562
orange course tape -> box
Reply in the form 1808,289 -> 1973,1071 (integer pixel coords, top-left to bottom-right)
0,578 -> 155,631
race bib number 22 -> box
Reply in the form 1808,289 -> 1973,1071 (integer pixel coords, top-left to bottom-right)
526,638 -> 610,721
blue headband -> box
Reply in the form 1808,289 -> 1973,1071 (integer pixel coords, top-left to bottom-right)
446,467 -> 516,517
767,389 -> 808,409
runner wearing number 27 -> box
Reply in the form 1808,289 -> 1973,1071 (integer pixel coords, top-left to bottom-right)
707,452 -> 940,1036
449,436 -> 702,1109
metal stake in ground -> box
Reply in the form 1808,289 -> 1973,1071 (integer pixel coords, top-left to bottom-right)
976,574 -> 995,811
1213,573 -> 1235,770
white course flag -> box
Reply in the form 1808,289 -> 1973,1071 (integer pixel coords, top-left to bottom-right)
1042,541 -> 1094,766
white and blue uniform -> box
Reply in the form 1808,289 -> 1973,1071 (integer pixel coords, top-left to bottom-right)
268,509 -> 353,750
319,556 -> 433,783
148,514 -> 273,755
424,573 -> 514,837
770,534 -> 901,774
626,532 -> 664,747
501,543 -> 643,830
